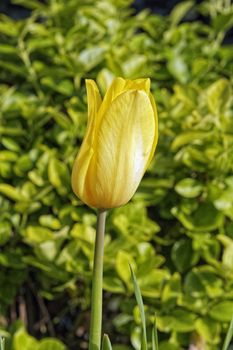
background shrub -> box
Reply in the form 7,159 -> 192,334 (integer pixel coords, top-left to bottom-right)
0,0 -> 233,349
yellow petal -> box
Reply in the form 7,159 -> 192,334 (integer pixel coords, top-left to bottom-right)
71,146 -> 94,201
97,78 -> 151,125
84,89 -> 155,208
71,80 -> 101,199
85,79 -> 102,124
100,77 -> 150,107
145,92 -> 158,169
97,77 -> 126,119
124,78 -> 151,94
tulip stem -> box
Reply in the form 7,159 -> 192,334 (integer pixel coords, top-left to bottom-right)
89,209 -> 107,350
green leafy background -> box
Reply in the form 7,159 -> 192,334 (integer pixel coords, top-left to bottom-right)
0,0 -> 233,349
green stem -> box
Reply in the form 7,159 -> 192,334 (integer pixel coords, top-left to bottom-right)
89,209 -> 107,350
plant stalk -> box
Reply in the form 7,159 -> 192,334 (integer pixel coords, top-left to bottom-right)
89,209 -> 107,350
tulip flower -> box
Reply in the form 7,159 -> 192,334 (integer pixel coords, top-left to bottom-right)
71,77 -> 158,210
71,77 -> 158,350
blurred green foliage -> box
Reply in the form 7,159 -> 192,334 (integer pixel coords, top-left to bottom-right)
0,0 -> 233,349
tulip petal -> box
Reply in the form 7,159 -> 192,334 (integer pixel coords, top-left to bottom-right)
71,146 -> 94,201
71,80 -> 101,200
97,78 -> 151,124
85,89 -> 155,208
85,79 -> 102,124
97,77 -> 126,120
100,77 -> 150,108
124,78 -> 151,94
145,92 -> 158,169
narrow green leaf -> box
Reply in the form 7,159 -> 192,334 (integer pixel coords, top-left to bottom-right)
222,315 -> 233,350
170,0 -> 194,26
152,318 -> 159,350
0,126 -> 26,136
129,265 -> 147,350
102,334 -> 112,350
0,184 -> 21,201
0,338 -> 5,350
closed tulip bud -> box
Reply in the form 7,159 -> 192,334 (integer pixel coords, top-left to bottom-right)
71,77 -> 158,209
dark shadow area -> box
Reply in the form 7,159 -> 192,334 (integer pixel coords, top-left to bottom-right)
0,0 -> 31,19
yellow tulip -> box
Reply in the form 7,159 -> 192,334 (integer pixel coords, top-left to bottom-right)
71,77 -> 158,209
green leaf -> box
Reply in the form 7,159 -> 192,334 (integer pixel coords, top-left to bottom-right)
185,266 -> 223,299
0,338 -> 5,350
39,215 -> 61,230
35,240 -> 59,261
25,226 -> 53,244
175,178 -> 203,198
130,265 -> 147,350
102,334 -> 112,350
13,328 -> 38,350
171,131 -> 212,151
12,0 -> 45,10
170,0 -> 194,26
171,309 -> 197,332
152,318 -> 159,350
131,326 -> 141,350
167,54 -> 189,84
0,221 -> 11,246
0,61 -> 26,76
172,239 -> 199,272
14,154 -> 33,175
97,69 -> 115,93
195,317 -> 220,343
139,269 -> 170,298
209,301 -> 233,322
116,250 -> 135,287
48,158 -> 70,195
207,79 -> 231,114
222,242 -> 233,272
0,126 -> 26,136
123,55 -> 147,78
79,47 -> 106,71
0,184 -> 21,201
184,270 -> 206,298
213,12 -> 233,33
41,77 -> 74,96
222,315 -> 233,350
0,44 -> 18,55
0,19 -> 19,36
172,202 -> 224,232
161,272 -> 181,307
157,310 -> 196,333
37,338 -> 66,350
46,107 -> 71,130
0,150 -> 18,162
214,190 -> 233,211
159,342 -> 179,350
103,276 -> 125,293
0,250 -> 26,269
